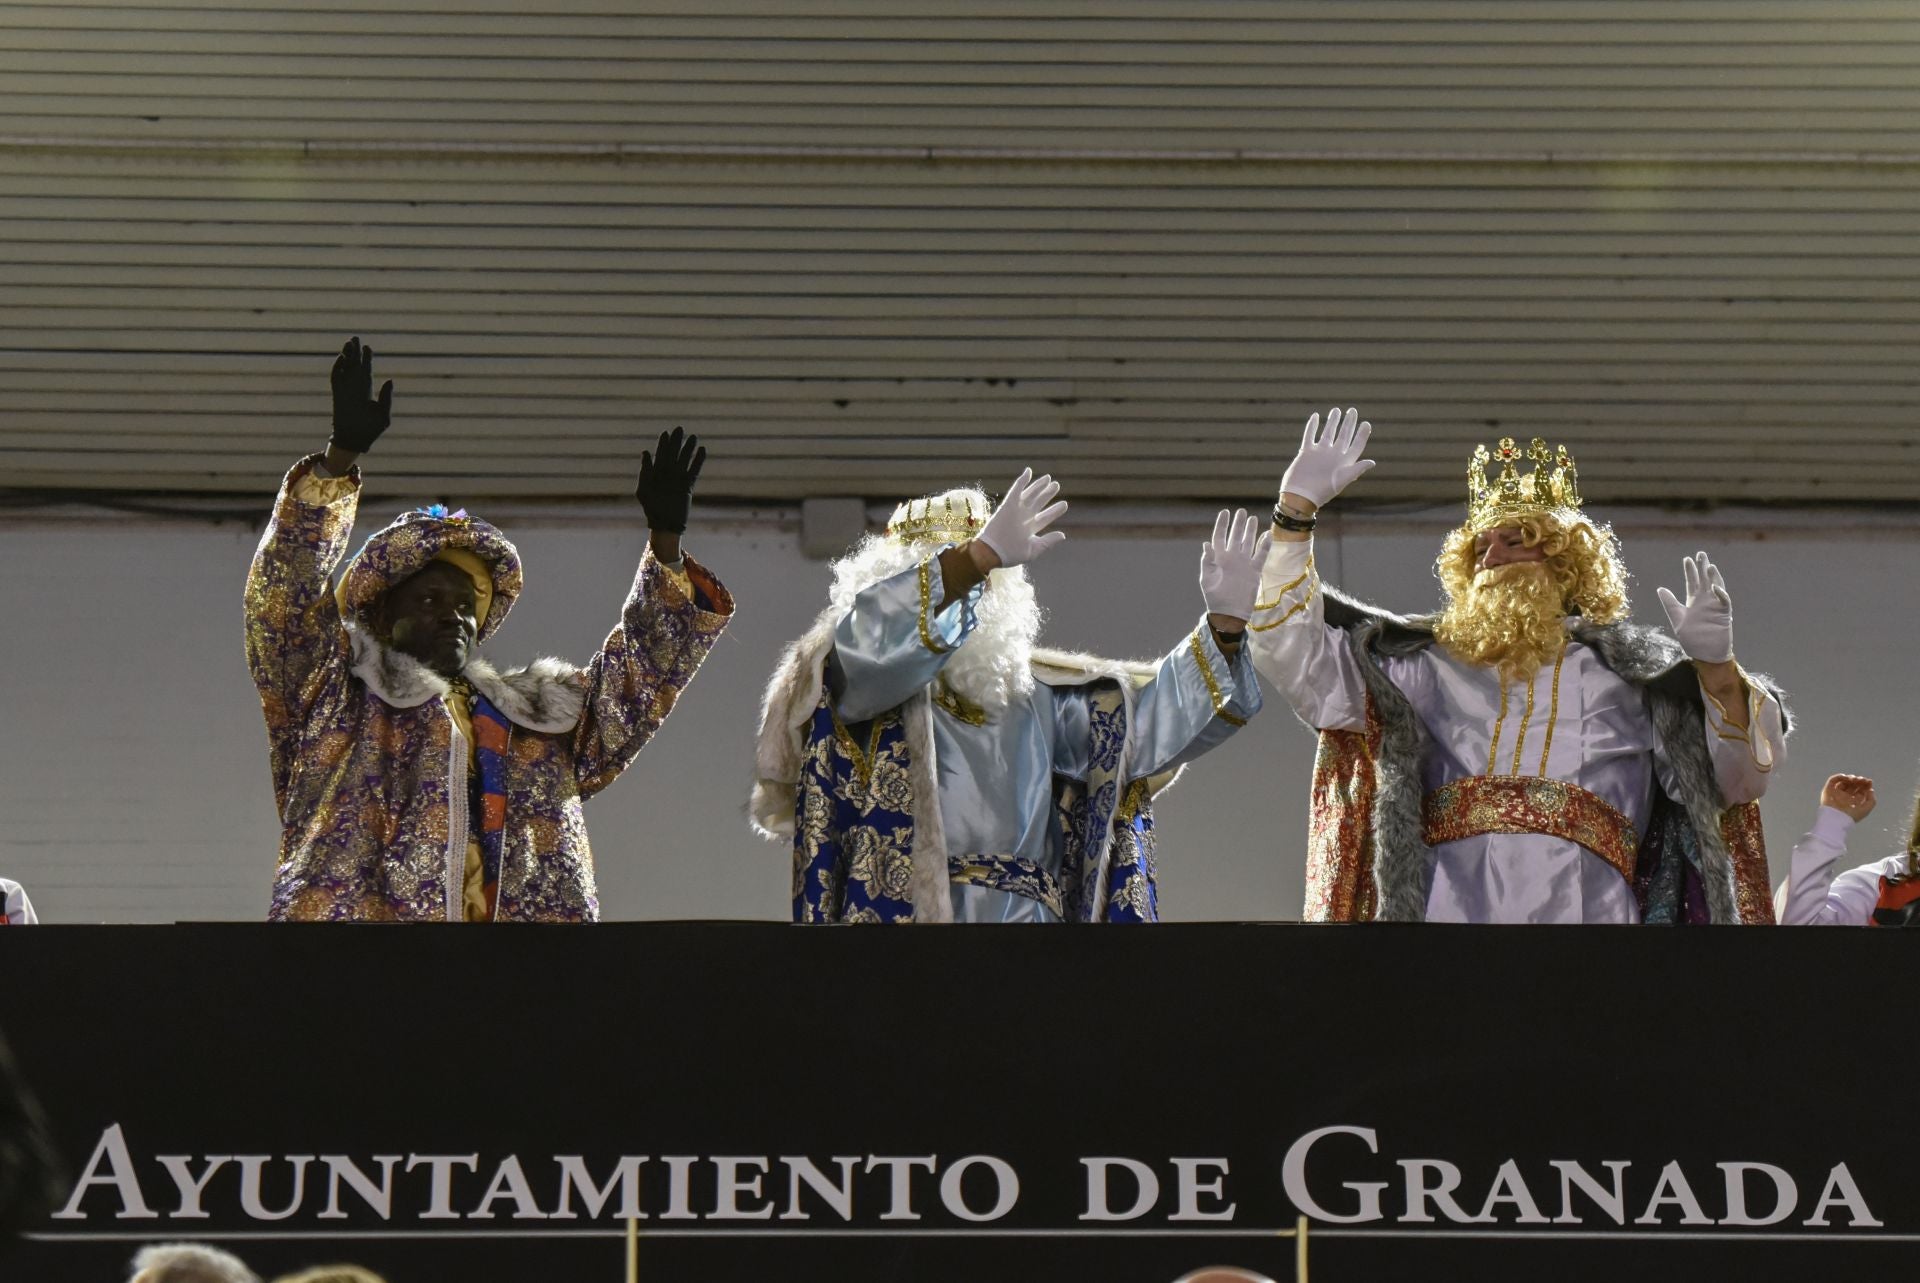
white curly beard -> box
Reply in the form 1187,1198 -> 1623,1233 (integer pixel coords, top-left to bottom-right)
830,536 -> 1040,716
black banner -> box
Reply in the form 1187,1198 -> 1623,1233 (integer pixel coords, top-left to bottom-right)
1,923 -> 1913,1282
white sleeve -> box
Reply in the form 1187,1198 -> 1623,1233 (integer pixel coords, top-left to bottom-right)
1700,672 -> 1786,805
3,881 -> 36,926
1244,536 -> 1369,732
1778,807 -> 1888,926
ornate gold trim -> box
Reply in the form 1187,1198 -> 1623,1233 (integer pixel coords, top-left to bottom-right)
915,558 -> 951,654
829,707 -> 887,787
1486,679 -> 1510,777
1254,555 -> 1314,612
1538,639 -> 1568,776
1247,579 -> 1318,632
1190,627 -> 1248,727
1510,666 -> 1540,777
933,683 -> 988,726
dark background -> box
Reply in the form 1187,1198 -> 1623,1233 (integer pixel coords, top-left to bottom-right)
1,923 -> 1911,1282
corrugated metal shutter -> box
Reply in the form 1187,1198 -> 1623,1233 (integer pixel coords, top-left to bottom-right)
4,2 -> 1918,503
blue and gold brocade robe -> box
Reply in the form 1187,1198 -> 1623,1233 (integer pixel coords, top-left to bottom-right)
794,554 -> 1260,923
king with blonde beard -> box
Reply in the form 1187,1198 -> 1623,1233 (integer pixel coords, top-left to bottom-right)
1247,412 -> 1789,925
752,469 -> 1266,923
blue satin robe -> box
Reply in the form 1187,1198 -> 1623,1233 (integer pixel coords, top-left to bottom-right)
826,554 -> 1260,922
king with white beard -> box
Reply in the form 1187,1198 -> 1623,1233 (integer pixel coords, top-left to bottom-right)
1249,413 -> 1789,925
753,470 -> 1264,923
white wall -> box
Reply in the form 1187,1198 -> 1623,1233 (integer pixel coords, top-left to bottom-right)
3,500 -> 1914,923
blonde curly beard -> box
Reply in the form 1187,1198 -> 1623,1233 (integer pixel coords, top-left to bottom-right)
1432,562 -> 1571,683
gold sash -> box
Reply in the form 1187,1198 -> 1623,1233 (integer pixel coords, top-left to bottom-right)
1422,775 -> 1639,885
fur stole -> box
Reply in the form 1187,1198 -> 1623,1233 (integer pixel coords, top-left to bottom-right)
1320,585 -> 1789,924
346,625 -> 585,734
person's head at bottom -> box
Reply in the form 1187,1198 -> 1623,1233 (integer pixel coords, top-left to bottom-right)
271,1268 -> 388,1283
128,1243 -> 260,1283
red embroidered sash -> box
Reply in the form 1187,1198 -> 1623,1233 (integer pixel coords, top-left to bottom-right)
1422,775 -> 1640,885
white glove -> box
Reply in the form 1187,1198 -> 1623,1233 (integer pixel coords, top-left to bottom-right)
1278,406 -> 1375,508
975,467 -> 1068,568
1655,551 -> 1735,663
1198,508 -> 1273,625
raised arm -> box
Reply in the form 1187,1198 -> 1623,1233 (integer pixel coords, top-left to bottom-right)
1780,775 -> 1882,926
1244,407 -> 1376,732
1052,509 -> 1268,779
574,427 -> 735,795
1654,551 -> 1788,803
244,338 -> 388,802
829,468 -> 1066,721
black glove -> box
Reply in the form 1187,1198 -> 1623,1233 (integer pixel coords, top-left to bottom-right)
329,336 -> 393,453
634,426 -> 706,534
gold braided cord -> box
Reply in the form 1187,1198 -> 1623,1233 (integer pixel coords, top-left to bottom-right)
1190,628 -> 1248,727
915,559 -> 951,654
1538,639 -> 1569,777
829,707 -> 887,787
1248,579 -> 1319,633
1253,555 -> 1315,612
1510,666 -> 1540,777
933,683 -> 988,726
1486,680 -> 1510,777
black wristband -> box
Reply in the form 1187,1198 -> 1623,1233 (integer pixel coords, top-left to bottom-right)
1271,500 -> 1316,533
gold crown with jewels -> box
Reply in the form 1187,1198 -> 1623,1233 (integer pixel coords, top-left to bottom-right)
1466,436 -> 1584,531
884,491 -> 988,546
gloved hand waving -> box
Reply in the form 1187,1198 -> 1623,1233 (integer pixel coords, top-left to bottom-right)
1279,406 -> 1374,509
1199,508 -> 1272,626
1655,551 -> 1735,663
635,426 -> 706,534
974,468 -> 1069,569
329,336 -> 393,455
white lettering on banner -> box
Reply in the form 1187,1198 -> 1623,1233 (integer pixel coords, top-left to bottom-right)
710,1157 -> 776,1221
1634,1162 -> 1715,1226
318,1156 -> 401,1221
1080,1158 -> 1160,1222
468,1156 -> 546,1221
41,1124 -> 1889,1233
1718,1163 -> 1797,1228
1398,1159 -> 1490,1225
1475,1161 -> 1549,1225
1169,1160 -> 1235,1223
403,1155 -> 477,1220
938,1157 -> 1019,1223
778,1156 -> 861,1221
865,1156 -> 937,1222
1549,1160 -> 1630,1225
551,1156 -> 647,1221
660,1156 -> 699,1220
1803,1165 -> 1884,1228
155,1155 -> 231,1220
52,1124 -> 156,1220
235,1155 -> 313,1221
1281,1127 -> 1387,1225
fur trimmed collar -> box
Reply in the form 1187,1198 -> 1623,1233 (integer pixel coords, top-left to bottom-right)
346,625 -> 585,734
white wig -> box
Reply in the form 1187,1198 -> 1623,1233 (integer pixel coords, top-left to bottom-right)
830,486 -> 1042,716
130,1243 -> 262,1283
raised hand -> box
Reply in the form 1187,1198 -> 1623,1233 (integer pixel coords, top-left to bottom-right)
1820,774 -> 1877,822
1198,508 -> 1272,626
1655,551 -> 1735,663
634,426 -> 706,535
1279,406 -> 1374,510
973,467 -> 1068,570
329,336 -> 393,454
